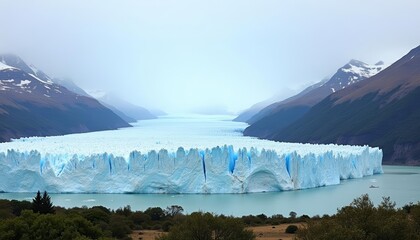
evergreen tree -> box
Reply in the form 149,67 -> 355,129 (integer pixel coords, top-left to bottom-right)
41,191 -> 55,214
32,190 -> 42,213
31,191 -> 55,214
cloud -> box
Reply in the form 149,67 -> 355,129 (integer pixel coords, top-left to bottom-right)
1,0 -> 419,113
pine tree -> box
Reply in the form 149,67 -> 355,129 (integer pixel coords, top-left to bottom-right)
32,190 -> 43,213
41,191 -> 55,214
32,190 -> 55,214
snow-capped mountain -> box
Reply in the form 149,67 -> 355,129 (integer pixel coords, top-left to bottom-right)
325,59 -> 384,93
269,45 -> 420,164
0,62 -> 61,97
0,54 -> 52,83
0,55 -> 131,142
0,54 -> 65,98
236,60 -> 384,124
244,59 -> 384,138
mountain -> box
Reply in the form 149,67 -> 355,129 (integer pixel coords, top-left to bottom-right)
245,78 -> 329,125
149,108 -> 167,117
233,89 -> 312,123
0,55 -> 131,142
269,45 -> 420,165
52,78 -> 91,97
0,54 -> 52,82
50,79 -> 137,123
244,60 -> 384,138
99,101 -> 137,123
233,94 -> 285,123
88,91 -> 156,121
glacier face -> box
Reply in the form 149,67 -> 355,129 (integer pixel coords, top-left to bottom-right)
0,115 -> 383,193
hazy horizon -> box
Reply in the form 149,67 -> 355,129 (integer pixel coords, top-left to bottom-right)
1,0 -> 420,114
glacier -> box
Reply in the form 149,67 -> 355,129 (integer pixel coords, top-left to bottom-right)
0,115 -> 383,193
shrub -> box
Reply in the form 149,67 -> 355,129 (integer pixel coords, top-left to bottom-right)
162,221 -> 173,232
82,207 -> 111,224
130,211 -> 151,227
285,224 -> 298,234
145,207 -> 165,221
158,212 -> 255,240
109,215 -> 131,238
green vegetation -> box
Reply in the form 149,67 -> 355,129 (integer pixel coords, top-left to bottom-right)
156,212 -> 255,240
0,193 -> 420,239
0,192 -> 189,239
298,194 -> 420,240
32,191 -> 55,214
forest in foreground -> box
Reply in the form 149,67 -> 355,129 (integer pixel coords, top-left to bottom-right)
0,192 -> 419,240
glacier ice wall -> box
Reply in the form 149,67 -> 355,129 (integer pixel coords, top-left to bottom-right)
0,145 -> 383,193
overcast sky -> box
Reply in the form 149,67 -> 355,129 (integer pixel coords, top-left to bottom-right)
1,0 -> 419,113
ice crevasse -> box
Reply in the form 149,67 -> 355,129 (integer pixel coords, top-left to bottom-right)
0,144 -> 383,193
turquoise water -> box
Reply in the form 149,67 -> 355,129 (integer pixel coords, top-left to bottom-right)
1,165 -> 419,217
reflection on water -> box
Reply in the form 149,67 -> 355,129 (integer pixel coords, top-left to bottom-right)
1,166 -> 419,217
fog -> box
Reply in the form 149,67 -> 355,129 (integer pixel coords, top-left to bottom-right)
1,0 -> 420,113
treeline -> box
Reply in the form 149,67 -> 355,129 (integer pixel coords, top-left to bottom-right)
0,193 -> 420,239
297,194 -> 420,240
0,193 -> 307,240
0,195 -> 189,239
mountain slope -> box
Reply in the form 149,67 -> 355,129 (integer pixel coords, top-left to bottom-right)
0,56 -> 131,142
89,92 -> 156,121
51,79 -> 137,123
0,54 -> 52,82
233,83 -> 326,123
271,45 -> 420,164
52,78 -> 91,97
244,60 -> 384,138
99,101 -> 137,123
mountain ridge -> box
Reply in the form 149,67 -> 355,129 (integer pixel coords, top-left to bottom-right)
244,59 -> 384,138
0,55 -> 131,142
269,45 -> 420,164
91,92 -> 156,121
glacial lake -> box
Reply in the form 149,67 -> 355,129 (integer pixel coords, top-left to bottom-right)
1,165 -> 419,217
0,115 -> 417,216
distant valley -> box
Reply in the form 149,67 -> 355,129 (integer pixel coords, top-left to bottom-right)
1,45 -> 419,166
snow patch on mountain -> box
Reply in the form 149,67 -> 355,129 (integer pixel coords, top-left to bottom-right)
323,60 -> 385,93
28,73 -> 53,85
341,60 -> 384,79
0,62 -> 15,71
15,80 -> 31,87
87,89 -> 107,99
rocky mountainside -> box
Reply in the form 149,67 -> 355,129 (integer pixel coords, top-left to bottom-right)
0,55 -> 131,142
244,60 -> 384,138
233,79 -> 327,123
269,45 -> 420,165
